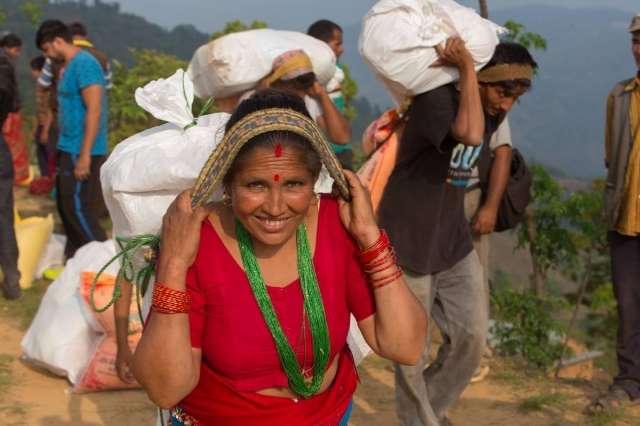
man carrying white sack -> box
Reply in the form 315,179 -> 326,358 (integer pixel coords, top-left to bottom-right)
377,40 -> 537,426
265,49 -> 352,150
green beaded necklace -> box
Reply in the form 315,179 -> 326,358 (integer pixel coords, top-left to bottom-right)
236,220 -> 330,398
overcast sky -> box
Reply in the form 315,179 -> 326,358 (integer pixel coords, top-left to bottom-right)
112,0 -> 639,33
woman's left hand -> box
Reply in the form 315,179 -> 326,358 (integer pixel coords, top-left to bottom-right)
337,170 -> 381,249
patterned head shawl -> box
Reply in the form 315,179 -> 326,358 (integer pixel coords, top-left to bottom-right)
191,108 -> 351,208
265,50 -> 314,86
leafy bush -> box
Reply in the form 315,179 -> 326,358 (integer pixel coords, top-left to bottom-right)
491,289 -> 568,368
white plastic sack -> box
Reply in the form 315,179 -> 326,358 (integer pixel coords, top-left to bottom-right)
188,29 -> 337,99
360,0 -> 504,105
35,233 -> 66,279
21,240 -> 119,385
101,70 -> 230,238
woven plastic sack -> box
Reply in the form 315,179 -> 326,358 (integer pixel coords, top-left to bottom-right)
21,240 -> 120,385
101,69 -> 230,239
74,272 -> 142,393
188,29 -> 336,99
359,0 -> 503,105
15,213 -> 54,288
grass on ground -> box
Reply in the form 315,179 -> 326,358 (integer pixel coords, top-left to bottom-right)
0,279 -> 50,330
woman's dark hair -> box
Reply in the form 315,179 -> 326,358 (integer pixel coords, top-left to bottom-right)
35,20 -> 72,49
483,42 -> 538,91
223,88 -> 322,187
270,72 -> 316,93
68,21 -> 88,37
0,33 -> 22,48
307,20 -> 342,43
30,55 -> 46,71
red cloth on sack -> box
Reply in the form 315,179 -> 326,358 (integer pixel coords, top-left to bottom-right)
3,112 -> 29,184
179,195 -> 376,424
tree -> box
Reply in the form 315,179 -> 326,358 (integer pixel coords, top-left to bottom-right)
108,49 -> 187,148
20,0 -> 47,27
210,20 -> 268,41
517,165 -> 577,296
502,21 -> 548,51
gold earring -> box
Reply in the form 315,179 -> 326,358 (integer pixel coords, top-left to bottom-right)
222,192 -> 231,207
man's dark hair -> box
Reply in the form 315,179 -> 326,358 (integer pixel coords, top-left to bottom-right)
68,21 -> 88,37
271,73 -> 316,93
35,20 -> 72,49
483,42 -> 538,91
307,20 -> 342,43
0,33 -> 22,48
30,55 -> 46,70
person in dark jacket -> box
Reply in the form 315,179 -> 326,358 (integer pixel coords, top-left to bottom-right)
0,34 -> 22,300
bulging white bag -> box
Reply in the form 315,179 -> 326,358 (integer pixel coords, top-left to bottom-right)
188,29 -> 337,99
360,0 -> 504,105
101,69 -> 230,239
21,240 -> 119,385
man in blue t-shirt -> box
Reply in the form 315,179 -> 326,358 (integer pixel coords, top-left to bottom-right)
36,20 -> 107,259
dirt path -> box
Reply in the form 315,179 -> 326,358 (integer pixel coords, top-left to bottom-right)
3,305 -> 638,426
5,188 -> 640,425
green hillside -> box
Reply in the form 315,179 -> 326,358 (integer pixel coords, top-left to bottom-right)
0,0 -> 208,115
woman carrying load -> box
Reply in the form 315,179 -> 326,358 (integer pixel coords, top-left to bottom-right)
132,89 -> 427,425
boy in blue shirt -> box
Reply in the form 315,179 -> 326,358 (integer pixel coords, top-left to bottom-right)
36,20 -> 107,259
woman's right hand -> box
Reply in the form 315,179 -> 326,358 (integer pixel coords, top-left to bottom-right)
159,190 -> 212,272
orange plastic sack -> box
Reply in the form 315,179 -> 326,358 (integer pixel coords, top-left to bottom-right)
3,112 -> 30,184
357,109 -> 406,213
75,272 -> 142,393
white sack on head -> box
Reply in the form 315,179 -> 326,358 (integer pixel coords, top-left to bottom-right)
188,29 -> 336,99
359,0 -> 504,105
101,69 -> 230,239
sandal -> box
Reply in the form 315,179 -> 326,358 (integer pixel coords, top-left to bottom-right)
585,386 -> 639,416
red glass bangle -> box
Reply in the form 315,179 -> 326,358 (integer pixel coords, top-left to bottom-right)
152,283 -> 191,314
359,230 -> 391,265
371,267 -> 404,290
363,249 -> 397,272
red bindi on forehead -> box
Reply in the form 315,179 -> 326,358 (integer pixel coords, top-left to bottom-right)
274,144 -> 283,158
273,174 -> 280,182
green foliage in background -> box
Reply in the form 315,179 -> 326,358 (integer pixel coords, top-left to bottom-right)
210,20 -> 268,40
518,165 -> 577,294
502,20 -> 548,51
340,63 -> 358,122
20,0 -> 47,27
491,288 -> 568,369
108,49 -> 187,148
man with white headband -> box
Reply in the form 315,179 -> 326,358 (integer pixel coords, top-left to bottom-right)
378,40 -> 537,426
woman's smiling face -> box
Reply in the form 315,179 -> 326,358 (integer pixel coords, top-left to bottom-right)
228,142 -> 318,247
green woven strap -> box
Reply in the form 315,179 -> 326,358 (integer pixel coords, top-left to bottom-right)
89,235 -> 161,320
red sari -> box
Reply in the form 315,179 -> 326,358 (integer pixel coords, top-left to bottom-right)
177,196 -> 376,425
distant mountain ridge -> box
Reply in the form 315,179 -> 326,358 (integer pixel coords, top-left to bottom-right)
3,0 -> 635,178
